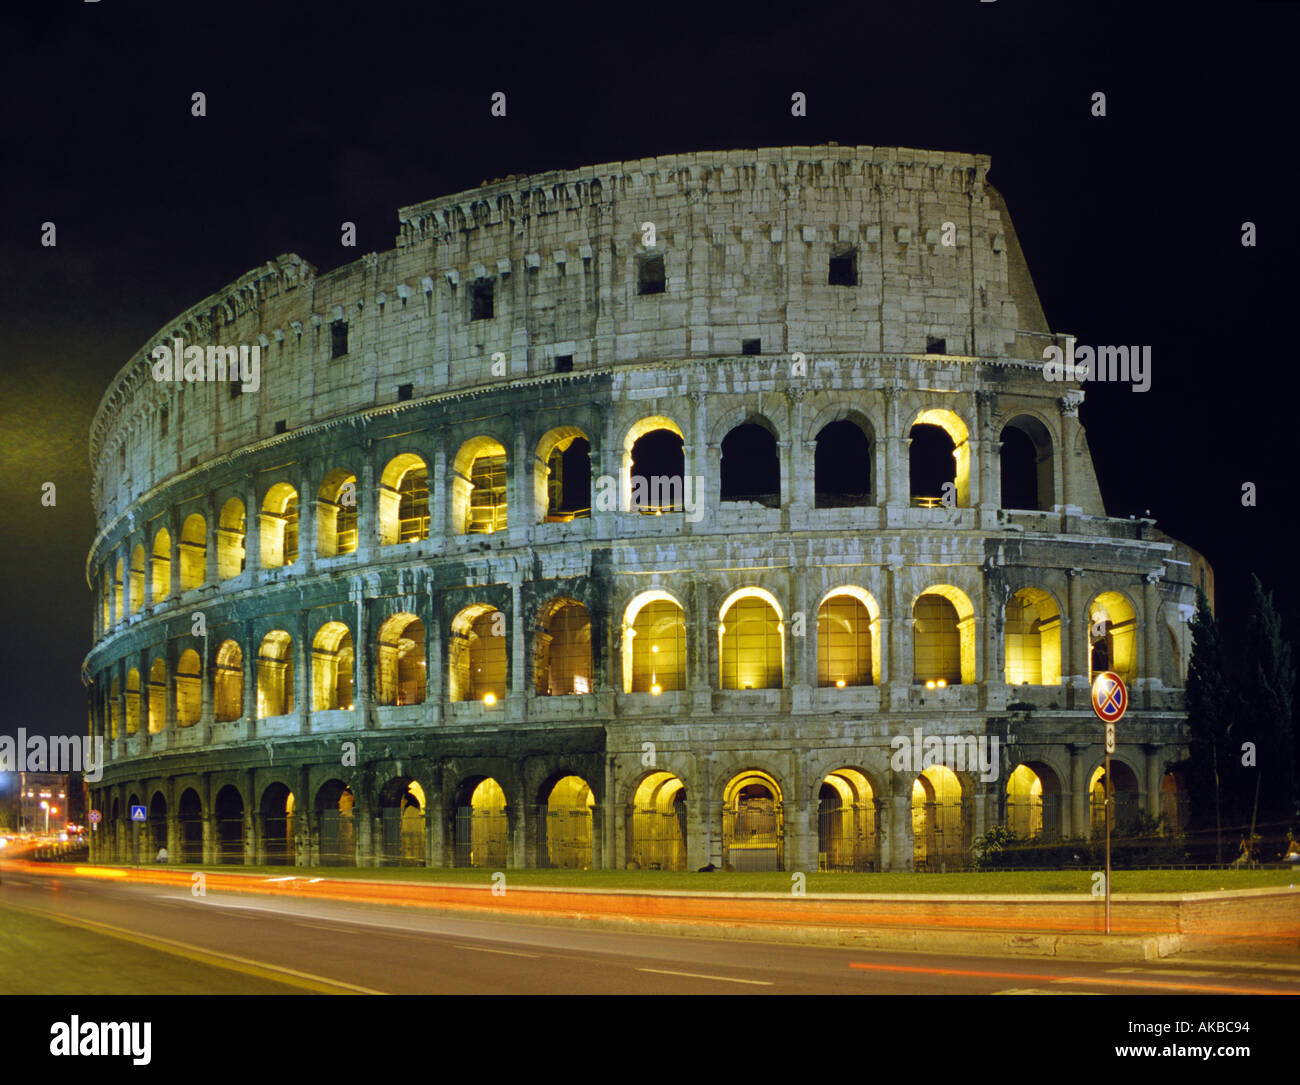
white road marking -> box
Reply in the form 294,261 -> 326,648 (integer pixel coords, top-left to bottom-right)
451,944 -> 541,958
638,967 -> 772,986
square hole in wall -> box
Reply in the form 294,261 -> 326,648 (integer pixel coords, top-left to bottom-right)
742,338 -> 761,356
160,407 -> 169,437
926,337 -> 947,355
274,420 -> 287,435
636,253 -> 665,295
829,247 -> 857,286
554,355 -> 573,373
330,320 -> 349,358
397,383 -> 414,401
471,278 -> 495,320
230,382 -> 242,399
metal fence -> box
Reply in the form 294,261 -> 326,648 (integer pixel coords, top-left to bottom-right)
1004,796 -> 1062,842
317,810 -> 357,866
261,814 -> 294,865
540,804 -> 594,869
378,808 -> 426,866
723,798 -> 784,871
628,806 -> 688,871
913,800 -> 965,870
817,802 -> 879,871
215,816 -> 245,863
452,806 -> 509,868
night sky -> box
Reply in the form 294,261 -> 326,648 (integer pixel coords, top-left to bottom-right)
1,1 -> 1295,742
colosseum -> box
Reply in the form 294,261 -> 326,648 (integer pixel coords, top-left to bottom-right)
84,144 -> 1211,873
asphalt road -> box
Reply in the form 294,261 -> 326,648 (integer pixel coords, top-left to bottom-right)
2,868 -> 1298,996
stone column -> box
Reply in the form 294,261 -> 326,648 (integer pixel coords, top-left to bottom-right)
785,387 -> 811,516
243,768 -> 256,865
883,386 -> 908,516
790,569 -> 812,713
886,559 -> 909,704
508,430 -> 528,547
975,389 -> 998,520
356,451 -> 377,563
688,391 -> 708,532
352,580 -> 372,727
1067,742 -> 1087,839
243,619 -> 257,737
508,580 -> 525,717
297,463 -> 316,571
204,493 -> 219,586
1065,567 -> 1086,707
202,773 -> 214,864
1057,390 -> 1084,512
167,508 -> 182,602
243,476 -> 261,577
296,609 -> 310,735
1143,572 -> 1164,693
1145,743 -> 1164,820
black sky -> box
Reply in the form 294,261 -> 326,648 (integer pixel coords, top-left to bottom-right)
1,1 -> 1295,740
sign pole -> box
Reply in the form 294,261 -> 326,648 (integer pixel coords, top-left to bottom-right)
1105,743 -> 1111,934
1091,671 -> 1127,938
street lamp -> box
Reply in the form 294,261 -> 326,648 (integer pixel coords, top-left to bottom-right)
39,800 -> 49,834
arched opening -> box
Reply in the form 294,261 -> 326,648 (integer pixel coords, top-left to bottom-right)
112,557 -> 123,620
912,766 -> 965,870
317,468 -> 358,557
379,454 -> 429,545
109,677 -> 121,740
100,570 -> 110,629
1161,769 -> 1188,834
452,438 -> 507,535
818,768 -> 877,871
449,605 -> 506,704
315,780 -> 356,866
629,772 -> 687,871
543,775 -> 595,869
151,527 -> 171,602
1090,762 -> 1141,836
214,785 -> 245,864
1006,763 -> 1062,842
175,648 -> 201,727
260,483 -> 299,568
624,592 -> 687,694
129,544 -> 145,613
217,498 -> 246,579
1004,588 -> 1062,686
178,788 -> 203,863
1089,591 -> 1138,685
538,428 -> 591,521
719,588 -> 784,690
125,668 -> 141,735
214,640 -> 243,722
625,417 -> 685,514
817,589 -> 880,687
179,514 -> 206,590
147,658 -> 166,733
311,621 -> 355,711
999,415 -> 1055,512
259,783 -> 295,865
719,421 -> 780,507
375,613 -> 425,706
256,631 -> 294,718
722,770 -> 783,871
148,791 -> 167,854
913,586 -> 976,685
909,409 -> 970,508
815,419 -> 872,507
378,778 -> 426,866
536,599 -> 592,695
452,777 -> 508,868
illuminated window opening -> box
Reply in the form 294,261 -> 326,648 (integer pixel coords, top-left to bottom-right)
151,527 -> 171,602
179,513 -> 206,590
719,589 -> 784,691
912,765 -> 964,870
376,613 -> 425,706
256,630 -> 294,718
379,454 -> 430,545
215,640 -> 243,722
260,483 -> 299,568
217,498 -> 246,579
175,648 -> 202,727
817,591 -> 879,687
317,469 -> 358,557
1004,587 -> 1062,685
537,600 -> 592,696
312,621 -> 355,711
909,409 -> 970,508
624,592 -> 687,693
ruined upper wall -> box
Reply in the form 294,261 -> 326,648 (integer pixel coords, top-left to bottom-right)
90,145 -> 1053,526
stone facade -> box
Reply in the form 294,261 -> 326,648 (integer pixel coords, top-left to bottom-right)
84,145 -> 1208,872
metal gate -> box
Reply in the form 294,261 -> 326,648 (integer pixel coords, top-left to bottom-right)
215,817 -> 245,864
913,800 -> 965,870
629,805 -> 688,870
453,806 -> 509,868
542,804 -> 593,869
380,808 -> 426,866
723,798 -> 783,871
817,801 -> 878,871
318,810 -> 356,866
178,815 -> 203,863
261,814 -> 293,865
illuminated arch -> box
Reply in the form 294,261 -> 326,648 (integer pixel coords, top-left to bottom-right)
375,613 -> 425,706
179,513 -> 206,590
722,769 -> 783,871
260,483 -> 299,568
912,765 -> 965,870
259,782 -> 296,865
109,676 -> 121,740
449,604 -> 506,703
314,780 -> 356,866
623,415 -> 685,514
623,590 -> 687,694
151,527 -> 171,602
217,498 -> 246,579
818,767 -> 878,871
377,777 -> 426,866
544,775 -> 595,869
256,630 -> 294,718
913,585 -> 976,685
1089,761 -> 1141,835
536,426 -> 592,522
817,587 -> 881,687
214,639 -> 243,722
147,658 -> 166,733
535,598 -> 592,696
129,544 -> 145,612
452,777 -> 508,868
112,557 -> 123,621
379,454 -> 428,545
214,785 -> 245,864
178,788 -> 204,862
909,407 -> 970,507
451,437 -> 507,535
1004,587 -> 1062,686
311,621 -> 355,711
175,648 -> 201,727
125,667 -> 141,735
317,468 -> 358,556
1089,590 -> 1138,685
629,771 -> 687,870
1006,762 -> 1063,841
719,587 -> 784,690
